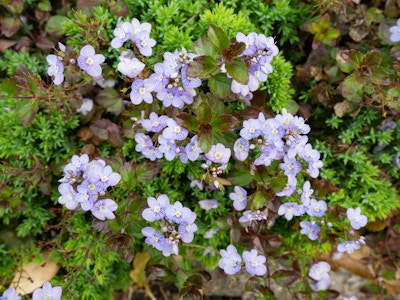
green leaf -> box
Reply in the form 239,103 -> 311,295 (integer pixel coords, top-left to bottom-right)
176,112 -> 199,131
228,167 -> 253,186
45,15 -> 69,37
120,162 -> 136,190
186,55 -> 217,79
253,189 -> 267,209
196,102 -> 212,123
363,49 -> 381,69
38,0 -> 51,11
225,58 -> 249,84
269,176 -> 287,193
271,270 -> 299,286
0,17 -> 21,38
95,88 -> 123,114
336,50 -> 363,73
198,126 -> 213,153
382,269 -> 395,280
211,114 -> 238,131
16,100 -> 39,126
208,24 -> 229,52
208,73 -> 232,99
340,74 -> 363,102
0,78 -> 18,97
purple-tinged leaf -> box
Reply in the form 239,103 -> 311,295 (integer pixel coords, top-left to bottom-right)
0,78 -> 19,97
363,49 -> 381,69
109,0 -> 129,17
211,114 -> 238,131
222,42 -> 246,58
176,112 -> 199,131
186,55 -> 217,79
45,15 -> 69,37
336,50 -> 363,73
196,102 -> 212,123
95,88 -> 123,114
16,99 -> 39,126
134,161 -> 162,183
192,36 -> 215,56
198,125 -> 213,153
0,17 -> 21,37
253,189 -> 267,209
271,270 -> 299,287
107,122 -> 124,148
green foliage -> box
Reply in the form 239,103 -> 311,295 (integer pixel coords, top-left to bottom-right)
263,53 -> 296,113
0,50 -> 45,76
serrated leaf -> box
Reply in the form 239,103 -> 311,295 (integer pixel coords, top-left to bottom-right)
336,50 -> 363,73
211,114 -> 238,131
16,100 -> 39,126
0,78 -> 19,97
225,58 -> 249,84
208,24 -> 229,52
271,270 -> 299,286
186,55 -> 217,79
363,49 -> 381,69
198,127 -> 213,153
208,73 -> 232,99
196,102 -> 212,123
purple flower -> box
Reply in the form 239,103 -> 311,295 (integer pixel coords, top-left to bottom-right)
229,186 -> 247,211
218,245 -> 242,275
231,75 -> 259,97
181,65 -> 202,88
148,63 -> 170,92
117,50 -> 145,78
346,207 -> 368,230
166,201 -> 192,224
298,143 -> 320,163
236,32 -> 257,56
158,135 -> 177,161
389,19 -> 400,42
131,18 -> 152,39
111,21 -> 134,49
299,221 -> 320,241
242,249 -> 267,276
130,79 -> 154,105
134,133 -> 153,152
162,119 -> 189,141
32,282 -> 62,300
90,199 -> 118,220
185,135 -> 202,161
198,199 -> 218,211
142,226 -> 165,251
240,118 -> 262,140
178,212 -> 198,243
76,98 -> 93,116
279,155 -> 302,176
58,183 -> 79,210
311,278 -> 331,291
233,138 -> 250,161
309,261 -> 330,281
142,145 -> 163,161
93,165 -> 121,191
76,184 -> 98,211
278,202 -> 305,220
337,241 -> 360,254
142,194 -> 170,221
238,210 -> 267,225
77,45 -> 105,77
343,296 -> 358,300
276,175 -> 297,197
84,159 -> 106,180
306,199 -> 327,218
141,112 -> 169,132
205,143 -> 231,164
0,288 -> 21,300
299,181 -> 313,206
254,149 -> 278,167
46,54 -> 64,85
262,118 -> 285,141
306,159 -> 323,178
135,31 -> 156,56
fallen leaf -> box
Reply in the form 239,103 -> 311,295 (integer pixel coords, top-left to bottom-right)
130,251 -> 150,287
10,255 -> 59,295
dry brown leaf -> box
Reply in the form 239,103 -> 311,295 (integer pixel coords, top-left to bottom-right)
10,255 -> 59,295
382,279 -> 400,295
334,100 -> 352,117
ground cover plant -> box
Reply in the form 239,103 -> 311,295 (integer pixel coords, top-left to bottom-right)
1,0 -> 400,299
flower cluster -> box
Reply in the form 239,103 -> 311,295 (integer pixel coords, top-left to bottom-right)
141,194 -> 198,256
218,245 -> 267,276
129,48 -> 201,108
1,282 -> 61,300
231,32 -> 279,100
337,207 -> 368,254
389,19 -> 400,43
111,18 -> 156,56
308,261 -> 331,291
58,154 -> 120,220
46,43 -> 105,86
